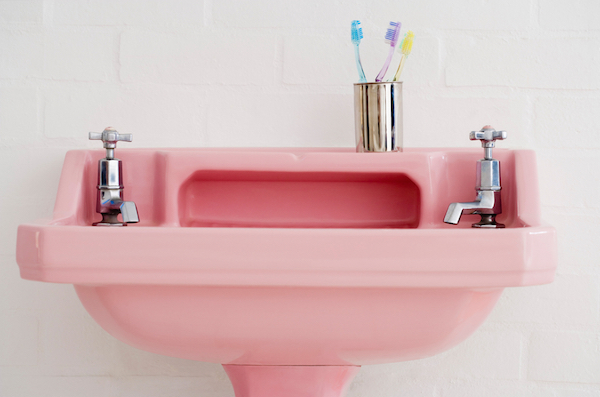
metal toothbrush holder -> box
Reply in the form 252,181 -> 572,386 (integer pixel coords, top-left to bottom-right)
354,82 -> 403,152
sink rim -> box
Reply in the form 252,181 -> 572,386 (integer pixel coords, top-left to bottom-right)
17,222 -> 556,288
16,147 -> 557,288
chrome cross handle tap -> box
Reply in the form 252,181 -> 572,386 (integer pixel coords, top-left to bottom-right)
89,127 -> 132,159
444,125 -> 507,228
470,126 -> 507,161
89,127 -> 139,226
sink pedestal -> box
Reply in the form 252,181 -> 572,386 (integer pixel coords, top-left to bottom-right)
223,365 -> 360,397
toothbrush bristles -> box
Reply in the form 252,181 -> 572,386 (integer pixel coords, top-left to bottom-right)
351,20 -> 363,44
384,21 -> 401,46
400,31 -> 415,55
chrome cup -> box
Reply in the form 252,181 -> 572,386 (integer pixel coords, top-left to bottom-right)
354,82 -> 403,152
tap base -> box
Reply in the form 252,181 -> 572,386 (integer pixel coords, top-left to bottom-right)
92,213 -> 127,227
472,214 -> 505,229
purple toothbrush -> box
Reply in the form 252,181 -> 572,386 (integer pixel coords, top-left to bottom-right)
375,21 -> 402,82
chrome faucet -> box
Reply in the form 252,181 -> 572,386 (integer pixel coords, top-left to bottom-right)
89,127 -> 139,226
444,126 -> 507,228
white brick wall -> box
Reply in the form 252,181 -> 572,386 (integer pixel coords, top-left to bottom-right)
53,0 -> 204,27
43,27 -> 117,82
0,28 -> 43,78
446,36 -> 600,90
539,0 -> 600,31
0,0 -> 43,24
528,331 -> 600,383
1,0 -> 599,396
120,29 -> 278,85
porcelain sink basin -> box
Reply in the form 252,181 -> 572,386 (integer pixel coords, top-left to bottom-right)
16,148 -> 556,397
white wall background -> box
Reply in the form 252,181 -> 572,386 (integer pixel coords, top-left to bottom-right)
1,0 -> 599,396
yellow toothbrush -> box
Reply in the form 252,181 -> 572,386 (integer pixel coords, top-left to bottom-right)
391,30 -> 415,81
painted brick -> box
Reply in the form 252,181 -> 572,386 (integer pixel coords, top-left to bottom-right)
435,328 -> 523,380
528,331 -> 600,383
0,376 -> 111,397
366,0 -> 531,31
42,84 -> 120,139
283,34 -> 439,86
403,87 -> 531,148
213,0 -> 367,28
214,0 -> 530,31
0,84 -> 39,142
489,274 -> 600,327
553,387 -> 600,397
0,147 -> 62,203
42,84 -> 208,147
110,375 -> 232,397
0,28 -> 43,79
536,149 -> 600,209
541,210 -> 600,270
0,147 -> 63,253
120,29 -> 277,85
205,89 -> 354,147
0,192 -> 49,251
0,313 -> 38,366
39,313 -> 118,376
115,343 -> 218,376
401,328 -> 523,381
440,380 -> 556,397
540,0 -> 600,31
534,97 -> 600,149
0,256 -> 14,313
53,0 -> 203,27
43,28 -> 117,82
283,34 -> 356,86
446,36 -> 600,89
0,278 -> 80,332
403,36 -> 441,86
348,364 -> 437,397
0,0 -> 43,24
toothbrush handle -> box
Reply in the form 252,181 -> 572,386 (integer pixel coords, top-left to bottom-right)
354,44 -> 367,83
375,46 -> 395,82
392,55 -> 407,82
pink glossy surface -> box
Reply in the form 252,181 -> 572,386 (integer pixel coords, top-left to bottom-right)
74,285 -> 502,365
179,171 -> 420,228
223,365 -> 360,397
16,148 -> 557,367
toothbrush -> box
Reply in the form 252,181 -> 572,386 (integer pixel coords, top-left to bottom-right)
351,20 -> 367,83
391,30 -> 415,81
375,21 -> 402,82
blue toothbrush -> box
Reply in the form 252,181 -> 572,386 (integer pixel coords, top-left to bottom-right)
351,20 -> 367,83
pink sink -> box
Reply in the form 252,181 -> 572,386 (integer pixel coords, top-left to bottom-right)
16,148 -> 557,397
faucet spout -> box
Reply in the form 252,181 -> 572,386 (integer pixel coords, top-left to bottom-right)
119,201 -> 139,223
444,190 -> 499,225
